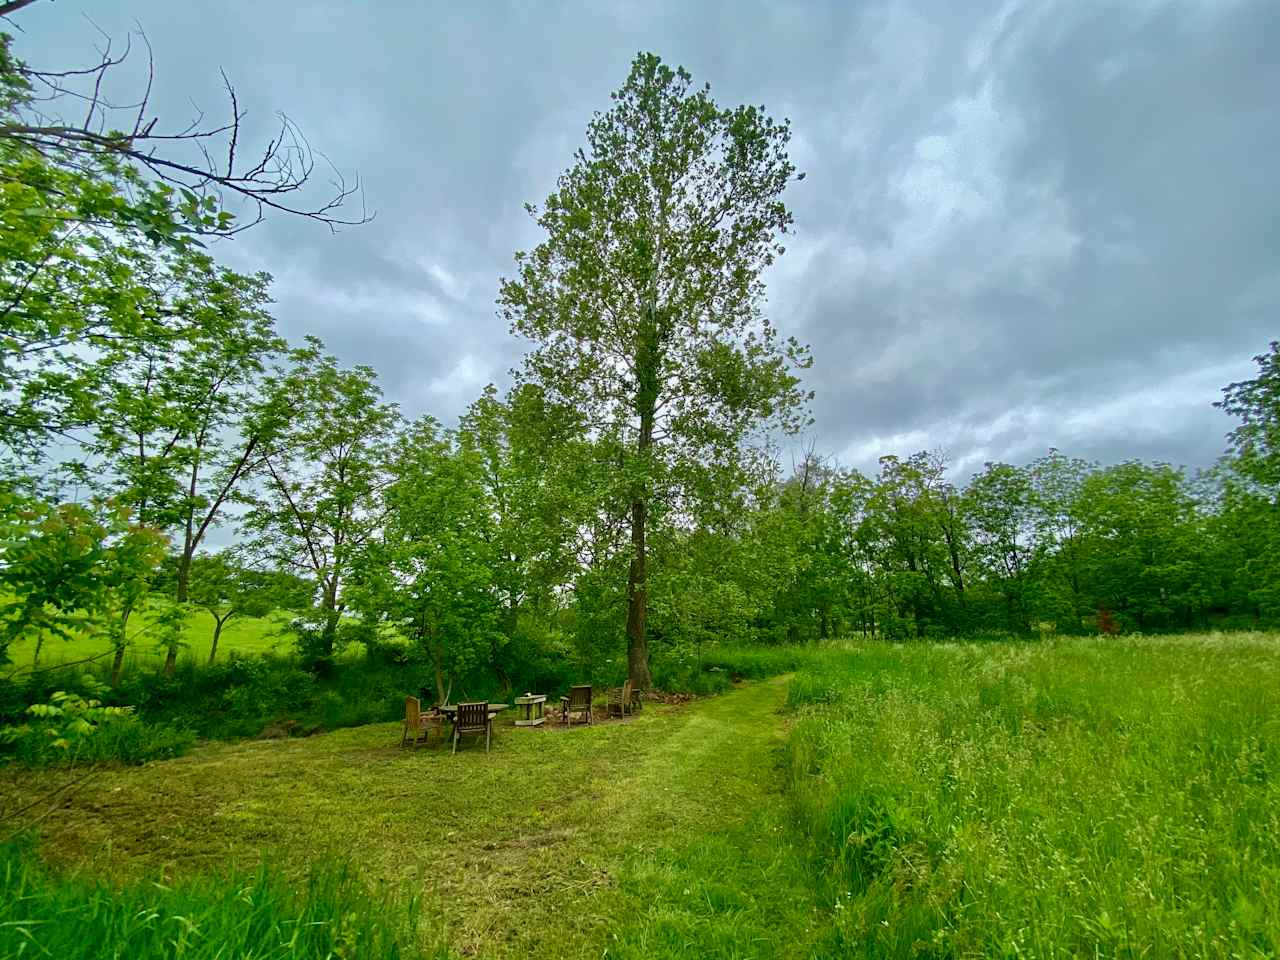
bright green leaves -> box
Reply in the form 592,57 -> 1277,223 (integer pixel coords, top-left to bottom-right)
354,417 -> 502,702
242,340 -> 401,669
2,684 -> 133,758
1218,341 -> 1280,494
89,247 -> 283,566
0,494 -> 165,667
499,51 -> 811,682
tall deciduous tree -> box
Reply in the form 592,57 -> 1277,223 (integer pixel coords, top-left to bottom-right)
965,462 -> 1036,633
458,384 -> 582,641
1027,449 -> 1095,628
243,339 -> 400,669
354,418 -> 500,705
91,251 -> 284,605
499,53 -> 811,686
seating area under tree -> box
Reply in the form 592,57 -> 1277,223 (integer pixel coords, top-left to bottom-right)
404,681 -> 640,754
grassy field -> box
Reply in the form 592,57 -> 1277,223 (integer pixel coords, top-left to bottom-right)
3,633 -> 1278,958
786,633 -> 1280,957
6,607 -> 296,671
1,677 -> 828,959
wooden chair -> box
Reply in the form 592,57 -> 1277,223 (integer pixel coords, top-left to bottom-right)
560,684 -> 593,726
607,679 -> 633,719
452,701 -> 493,754
401,696 -> 443,749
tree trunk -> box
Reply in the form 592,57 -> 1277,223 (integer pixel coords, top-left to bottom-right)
432,650 -> 452,708
318,577 -> 340,665
626,494 -> 652,688
110,606 -> 133,687
625,301 -> 659,690
208,615 -> 227,664
176,549 -> 192,604
111,644 -> 126,687
163,647 -> 177,679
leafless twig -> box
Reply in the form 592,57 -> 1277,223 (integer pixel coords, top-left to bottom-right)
2,8 -> 371,234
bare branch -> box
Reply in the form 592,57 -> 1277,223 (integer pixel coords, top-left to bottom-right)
0,0 -> 44,19
221,68 -> 239,176
2,16 -> 372,234
129,27 -> 154,140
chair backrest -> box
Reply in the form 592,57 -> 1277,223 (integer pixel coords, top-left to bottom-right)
569,685 -> 592,709
456,701 -> 489,731
607,679 -> 632,709
404,695 -> 421,726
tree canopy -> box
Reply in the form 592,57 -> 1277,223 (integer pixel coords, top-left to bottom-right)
499,52 -> 811,686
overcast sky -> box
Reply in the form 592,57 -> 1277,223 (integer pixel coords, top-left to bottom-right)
15,0 -> 1279,481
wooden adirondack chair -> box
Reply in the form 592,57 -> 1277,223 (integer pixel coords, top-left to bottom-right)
401,696 -> 443,749
607,679 -> 633,719
452,701 -> 493,754
560,685 -> 592,726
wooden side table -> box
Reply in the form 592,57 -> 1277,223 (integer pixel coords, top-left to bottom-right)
514,693 -> 546,727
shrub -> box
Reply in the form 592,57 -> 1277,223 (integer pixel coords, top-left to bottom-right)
0,677 -> 196,767
4,713 -> 194,766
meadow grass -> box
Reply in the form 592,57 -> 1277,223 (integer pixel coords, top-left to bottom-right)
6,607 -> 295,671
785,633 -> 1280,957
0,839 -> 444,959
6,633 -> 1275,957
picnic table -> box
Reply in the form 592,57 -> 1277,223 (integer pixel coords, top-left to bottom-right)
438,703 -> 509,754
437,703 -> 510,720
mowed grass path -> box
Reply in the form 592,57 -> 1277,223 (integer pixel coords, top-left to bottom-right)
6,677 -> 828,959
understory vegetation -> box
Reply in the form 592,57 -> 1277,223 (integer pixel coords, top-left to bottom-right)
1,639 -> 775,760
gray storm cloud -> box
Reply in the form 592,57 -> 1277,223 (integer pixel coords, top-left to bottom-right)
17,0 -> 1277,480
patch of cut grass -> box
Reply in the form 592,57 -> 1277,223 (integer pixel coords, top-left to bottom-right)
1,678 -> 827,959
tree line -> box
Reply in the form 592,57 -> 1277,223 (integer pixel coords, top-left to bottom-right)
1,15 -> 1276,702
749,433 -> 1279,643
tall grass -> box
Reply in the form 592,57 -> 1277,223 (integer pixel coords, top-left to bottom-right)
785,634 -> 1280,957
0,840 -> 447,959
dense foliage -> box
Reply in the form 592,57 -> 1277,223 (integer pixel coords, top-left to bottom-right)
745,444 -> 1277,641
